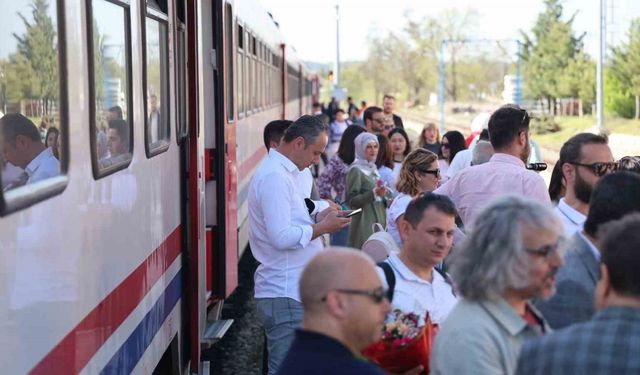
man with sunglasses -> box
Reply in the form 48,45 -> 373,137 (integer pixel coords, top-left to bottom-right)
553,133 -> 613,237
363,106 -> 385,134
277,249 -> 391,375
536,172 -> 640,329
434,104 -> 550,229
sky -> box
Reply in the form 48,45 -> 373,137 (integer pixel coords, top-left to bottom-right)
260,0 -> 640,64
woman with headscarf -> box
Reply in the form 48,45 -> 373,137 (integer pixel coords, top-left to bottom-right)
345,132 -> 390,249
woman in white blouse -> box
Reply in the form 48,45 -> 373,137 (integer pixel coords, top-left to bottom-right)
386,149 -> 440,246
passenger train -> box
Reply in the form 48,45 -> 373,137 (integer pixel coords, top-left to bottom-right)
0,0 -> 318,373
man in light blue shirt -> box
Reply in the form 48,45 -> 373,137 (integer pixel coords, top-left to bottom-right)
249,115 -> 351,375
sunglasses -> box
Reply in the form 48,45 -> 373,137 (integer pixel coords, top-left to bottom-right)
417,168 -> 441,179
569,161 -> 618,177
322,287 -> 388,304
441,143 -> 450,149
383,125 -> 394,130
525,239 -> 564,260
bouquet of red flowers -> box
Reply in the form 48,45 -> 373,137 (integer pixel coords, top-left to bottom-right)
362,310 -> 438,375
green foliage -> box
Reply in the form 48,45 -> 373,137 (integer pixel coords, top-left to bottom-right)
604,70 -> 635,118
2,0 -> 58,115
521,0 -> 586,109
530,115 -> 560,135
610,18 -> 640,118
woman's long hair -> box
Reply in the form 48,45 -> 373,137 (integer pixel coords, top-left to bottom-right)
418,122 -> 440,147
441,130 -> 466,163
375,134 -> 393,169
336,125 -> 366,165
396,149 -> 438,196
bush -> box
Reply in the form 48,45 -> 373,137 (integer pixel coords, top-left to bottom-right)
604,71 -> 635,119
530,115 -> 561,134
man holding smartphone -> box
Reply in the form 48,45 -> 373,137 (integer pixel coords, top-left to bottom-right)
249,115 -> 351,375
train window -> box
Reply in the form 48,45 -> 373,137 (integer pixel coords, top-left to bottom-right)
251,35 -> 257,112
89,0 -> 134,177
225,4 -> 234,122
144,5 -> 171,157
0,0 -> 68,215
237,24 -> 244,117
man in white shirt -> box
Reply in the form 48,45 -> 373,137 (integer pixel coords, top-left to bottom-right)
553,133 -> 614,237
249,115 -> 351,375
536,172 -> 640,329
377,193 -> 458,325
1,113 -> 60,189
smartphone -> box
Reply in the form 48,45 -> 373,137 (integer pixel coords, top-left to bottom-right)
342,208 -> 363,218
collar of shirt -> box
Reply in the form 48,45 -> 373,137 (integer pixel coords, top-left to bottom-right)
269,148 -> 300,175
25,147 -> 55,178
480,298 -> 546,336
488,153 -> 526,168
387,253 -> 444,285
577,230 -> 601,262
557,198 -> 587,226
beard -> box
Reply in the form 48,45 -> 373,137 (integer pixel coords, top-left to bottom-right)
574,170 -> 593,204
520,139 -> 531,163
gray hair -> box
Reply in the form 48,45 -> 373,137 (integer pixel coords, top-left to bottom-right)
450,195 -> 563,301
471,141 -> 494,166
282,114 -> 328,145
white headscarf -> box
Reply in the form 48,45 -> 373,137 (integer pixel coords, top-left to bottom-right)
348,132 -> 380,178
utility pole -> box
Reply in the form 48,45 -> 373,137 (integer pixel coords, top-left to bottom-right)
596,0 -> 606,133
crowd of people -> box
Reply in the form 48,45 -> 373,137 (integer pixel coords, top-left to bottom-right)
247,99 -> 640,375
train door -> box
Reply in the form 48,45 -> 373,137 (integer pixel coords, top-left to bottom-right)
202,0 -> 238,306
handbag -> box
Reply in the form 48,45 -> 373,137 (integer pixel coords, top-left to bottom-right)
362,223 -> 399,262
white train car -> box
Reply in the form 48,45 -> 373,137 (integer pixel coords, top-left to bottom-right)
0,0 -> 317,374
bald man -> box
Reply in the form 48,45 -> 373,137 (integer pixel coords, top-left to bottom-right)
276,249 -> 390,375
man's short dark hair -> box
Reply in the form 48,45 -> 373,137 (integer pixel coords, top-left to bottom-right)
109,106 -> 123,119
0,113 -> 42,144
263,120 -> 292,151
108,119 -> 129,144
363,106 -> 383,123
600,214 -> 640,297
383,94 -> 395,101
335,108 -> 345,115
559,133 -> 608,167
584,172 -> 640,237
403,193 -> 457,229
479,128 -> 489,141
282,115 -> 328,145
488,104 -> 530,150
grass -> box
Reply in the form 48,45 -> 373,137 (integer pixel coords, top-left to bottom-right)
534,116 -> 640,151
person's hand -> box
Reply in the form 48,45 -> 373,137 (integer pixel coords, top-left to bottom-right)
324,199 -> 341,211
374,185 -> 387,197
390,365 -> 424,375
318,208 -> 351,233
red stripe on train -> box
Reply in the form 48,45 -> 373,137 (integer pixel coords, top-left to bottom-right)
238,147 -> 267,182
29,226 -> 183,375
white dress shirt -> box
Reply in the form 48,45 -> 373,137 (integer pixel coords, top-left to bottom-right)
249,149 -> 323,301
25,147 -> 60,184
386,193 -> 412,246
444,149 -> 472,180
555,198 -> 587,237
376,253 -> 457,324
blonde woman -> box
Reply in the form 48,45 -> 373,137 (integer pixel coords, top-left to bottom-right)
386,148 -> 440,246
419,122 -> 441,155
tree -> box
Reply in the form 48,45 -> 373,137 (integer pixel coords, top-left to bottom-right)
11,0 -> 58,115
521,0 -> 585,114
610,18 -> 640,119
557,51 -> 595,115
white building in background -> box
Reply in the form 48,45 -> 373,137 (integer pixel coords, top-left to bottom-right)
104,78 -> 125,112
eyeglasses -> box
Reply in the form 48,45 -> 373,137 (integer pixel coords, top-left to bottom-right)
417,168 -> 441,179
441,143 -> 450,149
569,161 -> 618,177
322,287 -> 388,304
525,239 -> 563,260
383,125 -> 394,130
520,109 -> 530,125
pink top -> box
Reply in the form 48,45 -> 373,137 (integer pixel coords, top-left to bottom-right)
434,153 -> 551,228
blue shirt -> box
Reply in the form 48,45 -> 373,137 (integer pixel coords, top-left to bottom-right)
277,330 -> 386,375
